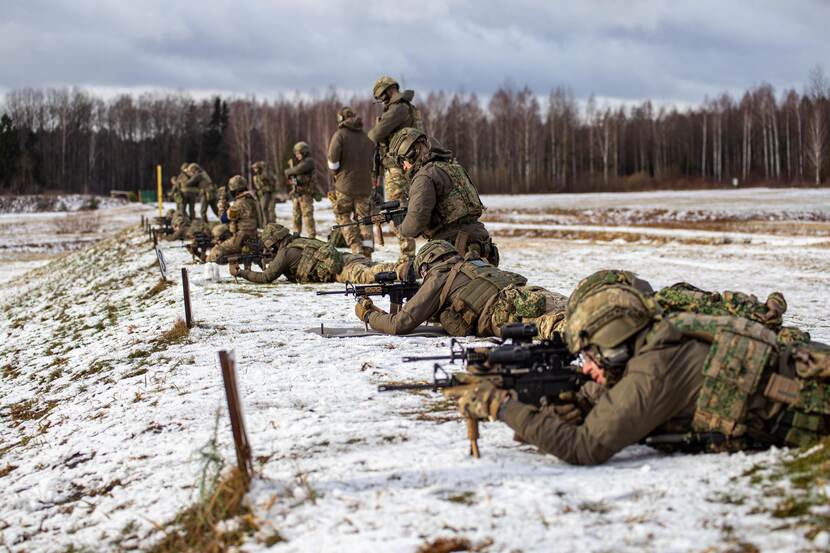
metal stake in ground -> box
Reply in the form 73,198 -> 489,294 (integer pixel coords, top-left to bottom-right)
181,267 -> 193,328
217,350 -> 254,484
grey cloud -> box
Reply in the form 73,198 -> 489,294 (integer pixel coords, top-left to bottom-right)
1,0 -> 828,104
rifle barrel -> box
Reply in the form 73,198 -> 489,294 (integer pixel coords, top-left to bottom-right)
377,382 -> 447,392
401,355 -> 453,362
315,290 -> 352,296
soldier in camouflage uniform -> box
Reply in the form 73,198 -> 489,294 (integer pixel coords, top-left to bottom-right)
229,223 -> 399,284
251,160 -> 278,224
183,163 -> 219,222
207,175 -> 261,262
163,212 -> 191,241
327,106 -> 376,258
284,142 -> 317,239
388,128 -> 498,265
355,240 -> 566,337
367,76 -> 422,261
451,269 -> 830,465
180,163 -> 200,220
169,163 -> 189,215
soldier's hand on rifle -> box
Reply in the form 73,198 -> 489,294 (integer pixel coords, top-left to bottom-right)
228,261 -> 241,277
447,379 -> 511,422
354,296 -> 381,322
542,391 -> 592,425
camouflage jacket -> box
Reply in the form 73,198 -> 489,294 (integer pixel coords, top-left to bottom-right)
253,170 -> 278,194
367,89 -> 421,150
284,157 -> 316,195
227,191 -> 260,235
400,146 -> 486,241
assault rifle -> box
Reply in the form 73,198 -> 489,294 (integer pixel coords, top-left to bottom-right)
332,200 -> 406,230
315,270 -> 419,314
401,323 -> 573,373
379,324 -> 589,457
166,231 -> 213,263
149,215 -> 174,244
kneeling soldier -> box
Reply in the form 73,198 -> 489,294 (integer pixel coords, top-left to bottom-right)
207,175 -> 260,262
388,128 -> 499,265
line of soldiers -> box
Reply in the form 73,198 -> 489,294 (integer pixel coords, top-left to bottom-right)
159,75 -> 829,465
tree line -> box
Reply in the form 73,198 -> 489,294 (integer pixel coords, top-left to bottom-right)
0,67 -> 828,196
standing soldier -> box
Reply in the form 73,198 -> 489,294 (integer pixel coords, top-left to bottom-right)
327,106 -> 376,258
389,128 -> 498,265
169,162 -> 189,215
206,175 -> 261,261
284,141 -> 317,239
180,163 -> 200,221
251,160 -> 277,224
183,163 -> 219,222
367,75 -> 422,261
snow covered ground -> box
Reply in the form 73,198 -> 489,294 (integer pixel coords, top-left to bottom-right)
1,189 -> 830,552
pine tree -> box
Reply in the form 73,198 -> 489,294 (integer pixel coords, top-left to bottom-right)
0,113 -> 21,190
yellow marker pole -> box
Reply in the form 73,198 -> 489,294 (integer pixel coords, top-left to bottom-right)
156,164 -> 163,217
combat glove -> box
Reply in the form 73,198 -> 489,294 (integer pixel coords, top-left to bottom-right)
228,262 -> 241,277
455,379 -> 511,422
355,296 -> 382,322
327,191 -> 337,203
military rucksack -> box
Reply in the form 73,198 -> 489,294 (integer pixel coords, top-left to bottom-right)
664,312 -> 829,448
437,259 -> 527,336
293,238 -> 344,283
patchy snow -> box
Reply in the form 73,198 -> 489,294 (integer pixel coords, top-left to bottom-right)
0,195 -> 128,214
1,188 -> 829,552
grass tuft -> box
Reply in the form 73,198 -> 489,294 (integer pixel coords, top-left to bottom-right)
416,536 -> 493,553
157,319 -> 190,346
145,278 -> 172,298
147,468 -> 257,553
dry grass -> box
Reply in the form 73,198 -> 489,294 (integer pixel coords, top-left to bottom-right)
8,398 -> 58,424
147,468 -> 271,553
416,536 -> 493,553
145,278 -> 172,298
157,319 -> 190,346
0,464 -> 17,478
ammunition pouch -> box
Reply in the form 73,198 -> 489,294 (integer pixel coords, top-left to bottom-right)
438,260 -> 527,336
294,238 -> 344,283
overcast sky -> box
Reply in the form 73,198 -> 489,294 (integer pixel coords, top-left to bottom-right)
2,0 -> 828,105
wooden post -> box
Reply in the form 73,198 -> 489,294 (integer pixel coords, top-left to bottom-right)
156,164 -> 163,217
181,267 -> 193,328
217,350 -> 253,483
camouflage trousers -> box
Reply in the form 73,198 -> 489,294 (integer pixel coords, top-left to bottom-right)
384,167 -> 416,260
206,231 -> 256,263
182,190 -> 199,221
483,285 -> 568,339
333,191 -> 373,255
292,194 -> 316,239
257,190 -> 275,224
336,259 -> 398,284
200,196 -> 220,222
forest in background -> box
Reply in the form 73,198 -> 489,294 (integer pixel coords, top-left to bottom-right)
0,66 -> 828,196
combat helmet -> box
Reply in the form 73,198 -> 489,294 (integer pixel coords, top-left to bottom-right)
564,270 -> 661,370
250,160 -> 266,172
180,163 -> 190,172
228,175 -> 247,193
389,127 -> 427,163
293,141 -> 311,156
337,106 -> 356,124
261,223 -> 291,249
373,75 -> 399,100
414,240 -> 458,275
187,163 -> 202,175
212,224 -> 230,240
